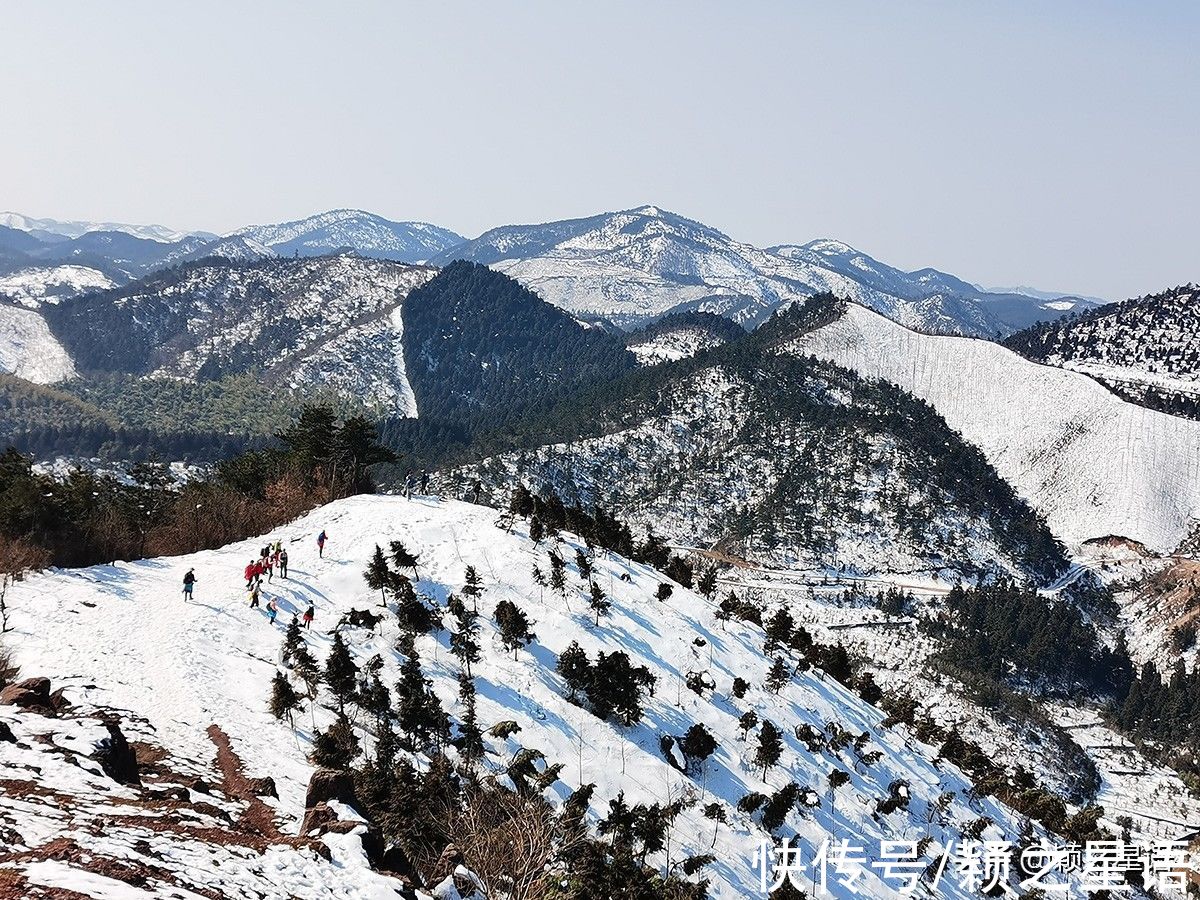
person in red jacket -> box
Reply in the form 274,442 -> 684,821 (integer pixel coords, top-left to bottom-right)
244,559 -> 258,590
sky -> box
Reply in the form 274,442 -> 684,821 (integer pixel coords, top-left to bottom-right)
1,1 -> 1196,299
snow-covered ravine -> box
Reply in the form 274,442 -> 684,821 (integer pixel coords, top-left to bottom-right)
791,304 -> 1200,553
1,495 -> 1101,897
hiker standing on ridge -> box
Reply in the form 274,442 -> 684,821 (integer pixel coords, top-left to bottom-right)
279,548 -> 289,579
182,568 -> 196,601
317,530 -> 327,558
302,604 -> 314,628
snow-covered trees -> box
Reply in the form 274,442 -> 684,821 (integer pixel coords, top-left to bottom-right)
588,581 -> 611,626
323,632 -> 358,712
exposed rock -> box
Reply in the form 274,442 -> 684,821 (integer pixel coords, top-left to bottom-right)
0,677 -> 53,713
93,719 -> 140,786
299,801 -> 337,836
48,687 -> 71,713
0,721 -> 15,743
303,768 -> 360,812
245,776 -> 277,799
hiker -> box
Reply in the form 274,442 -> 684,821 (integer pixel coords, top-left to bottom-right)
264,553 -> 274,584
252,558 -> 265,586
266,597 -> 278,625
302,604 -> 314,628
404,473 -> 416,499
244,559 -> 258,590
471,478 -> 482,504
279,548 -> 289,579
420,470 -> 430,494
248,585 -> 261,609
182,568 -> 196,601
317,530 -> 327,558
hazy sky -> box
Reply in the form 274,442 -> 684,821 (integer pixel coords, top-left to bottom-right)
2,1 -> 1196,298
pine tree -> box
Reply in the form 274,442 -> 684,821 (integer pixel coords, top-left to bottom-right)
282,616 -> 305,668
732,676 -> 750,699
462,565 -> 485,612
449,605 -> 481,677
754,719 -> 783,780
575,548 -> 593,582
364,545 -> 393,607
548,551 -> 567,597
656,582 -> 673,602
588,581 -> 611,626
529,515 -> 544,543
494,599 -> 535,657
764,608 -> 795,652
680,723 -> 718,771
389,540 -> 420,577
455,672 -> 485,766
738,710 -> 759,740
324,632 -> 359,712
697,565 -> 718,599
556,641 -> 591,701
766,656 -> 790,694
292,640 -> 321,700
269,670 -> 301,726
312,715 -> 361,769
396,648 -> 441,750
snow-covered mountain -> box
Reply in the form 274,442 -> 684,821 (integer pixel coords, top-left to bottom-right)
0,211 -> 215,243
791,302 -> 1200,553
431,206 -> 1096,335
235,209 -> 465,264
0,494 -> 1119,898
442,301 -> 1067,583
0,264 -> 115,308
1005,284 -> 1200,419
39,255 -> 434,413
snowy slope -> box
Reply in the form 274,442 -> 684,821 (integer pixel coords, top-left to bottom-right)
0,303 -> 77,383
1,495 -> 1096,898
235,210 -> 465,263
0,265 -> 115,308
791,304 -> 1200,551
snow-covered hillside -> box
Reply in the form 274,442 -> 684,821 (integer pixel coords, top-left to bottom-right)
791,304 -> 1200,552
0,495 -> 1102,897
1005,284 -> 1200,418
432,206 -> 1090,335
46,255 -> 433,414
0,304 -> 77,383
0,265 -> 114,308
235,210 -> 465,264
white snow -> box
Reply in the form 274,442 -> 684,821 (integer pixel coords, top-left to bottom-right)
0,494 -> 1098,897
0,303 -> 77,383
0,265 -> 114,308
791,304 -> 1200,552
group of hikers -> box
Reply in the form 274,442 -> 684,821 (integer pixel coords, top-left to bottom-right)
182,529 -> 331,631
403,470 -> 484,505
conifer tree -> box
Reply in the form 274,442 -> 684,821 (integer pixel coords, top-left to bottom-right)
494,599 -> 536,657
324,632 -> 359,712
575,548 -> 593,582
292,640 -> 321,701
364,545 -> 393,607
282,616 -> 305,667
738,710 -> 759,740
529,515 -> 544,544
680,723 -> 718,772
766,656 -> 790,694
556,641 -> 591,701
588,580 -> 611,626
548,551 -> 567,597
462,565 -> 485,612
697,565 -> 718,599
455,672 -> 485,766
312,715 -> 361,769
754,719 -> 783,780
269,670 -> 301,726
656,582 -> 673,602
764,608 -> 795,652
388,540 -> 420,577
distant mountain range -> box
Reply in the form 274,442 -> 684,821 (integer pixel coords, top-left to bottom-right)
1,205 -> 1102,337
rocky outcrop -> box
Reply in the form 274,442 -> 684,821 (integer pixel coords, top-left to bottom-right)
93,719 -> 140,786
